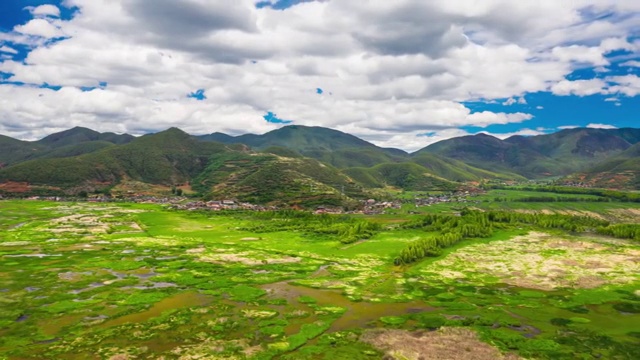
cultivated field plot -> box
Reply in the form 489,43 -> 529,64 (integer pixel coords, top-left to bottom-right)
0,201 -> 638,359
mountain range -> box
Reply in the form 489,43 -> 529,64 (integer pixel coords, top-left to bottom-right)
0,125 -> 638,203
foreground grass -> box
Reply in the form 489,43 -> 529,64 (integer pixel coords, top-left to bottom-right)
0,200 -> 638,359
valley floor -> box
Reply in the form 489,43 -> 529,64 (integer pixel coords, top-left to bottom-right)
0,199 -> 638,359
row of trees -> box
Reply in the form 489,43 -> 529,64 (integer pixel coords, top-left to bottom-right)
514,196 -> 610,203
395,211 -> 495,265
394,210 -> 610,265
337,220 -> 382,244
596,224 -> 640,241
484,210 -> 607,232
394,222 -> 492,265
486,185 -> 640,202
237,210 -> 382,244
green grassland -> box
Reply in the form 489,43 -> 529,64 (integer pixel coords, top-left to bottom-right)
390,189 -> 640,220
0,199 -> 639,359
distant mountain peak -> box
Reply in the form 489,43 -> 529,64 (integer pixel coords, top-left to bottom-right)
1,125 -> 639,193
417,127 -> 640,179
37,126 -> 133,148
195,125 -> 409,168
39,126 -> 99,142
163,127 -> 189,135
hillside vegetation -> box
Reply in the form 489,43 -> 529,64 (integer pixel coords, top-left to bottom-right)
198,125 -> 409,169
0,127 -> 134,167
344,162 -> 456,191
419,128 -> 640,178
1,125 -> 640,197
193,151 -> 366,206
411,153 -> 523,182
567,143 -> 640,189
0,128 -> 226,191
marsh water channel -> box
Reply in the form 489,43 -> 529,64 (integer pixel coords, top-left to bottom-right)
93,280 -> 433,335
32,271 -> 435,356
260,281 -> 433,333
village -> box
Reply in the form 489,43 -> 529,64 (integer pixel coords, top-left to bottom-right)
3,189 -> 485,215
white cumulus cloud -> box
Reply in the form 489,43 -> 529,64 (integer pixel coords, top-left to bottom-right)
587,123 -> 617,129
13,19 -> 64,38
27,4 -> 61,18
551,79 -> 607,96
0,46 -> 18,54
0,0 -> 637,149
621,60 -> 640,67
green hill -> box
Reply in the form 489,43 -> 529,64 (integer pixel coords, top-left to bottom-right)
417,128 -> 640,178
411,153 -> 523,182
415,133 -> 554,177
570,143 -> 640,189
36,141 -> 116,160
0,135 -> 46,167
504,128 -> 640,169
344,162 -> 457,191
0,127 -> 135,167
197,125 -> 410,168
193,152 -> 367,207
37,126 -> 134,148
0,128 -> 371,205
0,128 -> 228,191
3,125 -> 639,196
260,146 -> 303,158
196,132 -> 236,143
200,125 -> 378,151
199,126 -> 462,194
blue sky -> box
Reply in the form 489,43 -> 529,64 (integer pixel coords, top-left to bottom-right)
0,0 -> 75,29
0,1 -> 75,59
0,1 -> 639,150
256,0 -> 311,10
459,45 -> 640,135
464,51 -> 640,134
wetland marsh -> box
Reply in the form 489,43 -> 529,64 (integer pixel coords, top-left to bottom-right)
0,195 -> 639,359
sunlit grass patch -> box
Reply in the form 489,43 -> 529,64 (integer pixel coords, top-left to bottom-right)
418,232 -> 640,290
242,309 -> 278,319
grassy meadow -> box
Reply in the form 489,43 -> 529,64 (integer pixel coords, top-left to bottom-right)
0,192 -> 639,359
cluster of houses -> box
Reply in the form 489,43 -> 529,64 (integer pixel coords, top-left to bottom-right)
554,181 -> 594,188
7,189 -> 488,215
15,195 -> 64,201
361,199 -> 402,214
170,200 -> 276,212
413,190 -> 484,207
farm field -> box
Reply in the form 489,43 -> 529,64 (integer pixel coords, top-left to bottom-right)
395,189 -> 640,220
0,198 -> 639,359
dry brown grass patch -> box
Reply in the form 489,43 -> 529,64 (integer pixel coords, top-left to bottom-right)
241,237 -> 260,241
424,232 -> 640,290
361,327 -> 521,360
108,355 -> 129,360
200,252 -> 301,266
608,208 -> 640,222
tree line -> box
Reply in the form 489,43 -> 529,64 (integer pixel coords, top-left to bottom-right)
236,210 -> 382,244
596,224 -> 640,241
486,185 -> 640,202
512,196 -> 610,203
394,210 -> 609,265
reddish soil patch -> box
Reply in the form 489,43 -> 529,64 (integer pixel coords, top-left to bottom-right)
0,182 -> 32,193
